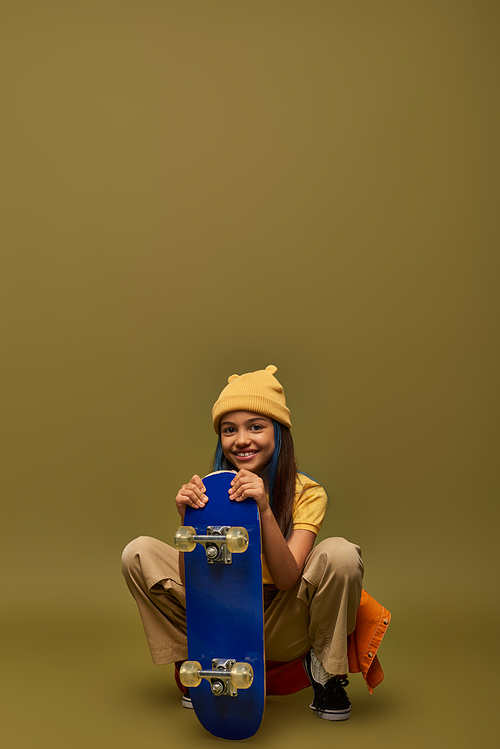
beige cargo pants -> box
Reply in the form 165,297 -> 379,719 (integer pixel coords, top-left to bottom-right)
121,535 -> 363,676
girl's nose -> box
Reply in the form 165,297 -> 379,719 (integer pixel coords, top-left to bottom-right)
235,431 -> 250,446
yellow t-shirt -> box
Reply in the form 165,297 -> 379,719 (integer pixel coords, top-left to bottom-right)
261,472 -> 328,585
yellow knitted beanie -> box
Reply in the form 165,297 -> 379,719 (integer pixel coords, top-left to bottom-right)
212,365 -> 292,433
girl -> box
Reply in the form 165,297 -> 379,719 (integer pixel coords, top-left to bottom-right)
122,365 -> 365,721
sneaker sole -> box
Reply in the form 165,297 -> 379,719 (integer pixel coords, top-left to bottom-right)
309,703 -> 351,721
181,695 -> 194,709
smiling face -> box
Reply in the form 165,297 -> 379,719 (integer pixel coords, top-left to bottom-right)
220,411 -> 275,477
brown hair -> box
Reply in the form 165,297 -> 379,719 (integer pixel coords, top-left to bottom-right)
266,423 -> 297,539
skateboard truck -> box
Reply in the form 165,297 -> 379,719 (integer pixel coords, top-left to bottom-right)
174,525 -> 249,564
179,658 -> 254,697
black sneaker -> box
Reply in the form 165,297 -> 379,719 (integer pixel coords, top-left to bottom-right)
181,689 -> 194,709
303,650 -> 351,721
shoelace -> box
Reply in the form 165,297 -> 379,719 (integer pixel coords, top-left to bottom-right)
318,675 -> 350,709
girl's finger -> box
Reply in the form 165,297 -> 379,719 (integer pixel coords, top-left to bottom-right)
187,483 -> 206,497
182,488 -> 208,508
194,480 -> 206,493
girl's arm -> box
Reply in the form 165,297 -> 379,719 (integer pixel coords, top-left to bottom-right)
229,470 -> 316,590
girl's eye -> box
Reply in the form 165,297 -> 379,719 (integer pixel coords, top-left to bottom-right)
222,427 -> 236,434
250,424 -> 263,431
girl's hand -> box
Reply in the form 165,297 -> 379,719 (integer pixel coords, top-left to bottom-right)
175,475 -> 208,520
229,470 -> 268,514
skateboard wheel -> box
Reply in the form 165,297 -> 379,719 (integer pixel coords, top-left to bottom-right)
230,662 -> 253,689
179,661 -> 202,688
174,526 -> 196,552
225,527 -> 249,553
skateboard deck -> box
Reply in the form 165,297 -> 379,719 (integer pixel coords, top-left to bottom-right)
175,470 -> 265,740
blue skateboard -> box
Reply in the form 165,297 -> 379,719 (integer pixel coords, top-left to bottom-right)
174,471 -> 265,740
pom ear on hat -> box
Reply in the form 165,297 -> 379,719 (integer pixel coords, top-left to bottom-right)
227,365 -> 277,383
212,365 -> 291,433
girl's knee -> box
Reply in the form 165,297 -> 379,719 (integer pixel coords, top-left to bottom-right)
314,537 -> 364,580
121,535 -> 154,577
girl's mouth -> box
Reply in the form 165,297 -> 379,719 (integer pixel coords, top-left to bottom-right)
234,451 -> 258,461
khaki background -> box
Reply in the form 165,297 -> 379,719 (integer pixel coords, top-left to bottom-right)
1,1 -> 498,747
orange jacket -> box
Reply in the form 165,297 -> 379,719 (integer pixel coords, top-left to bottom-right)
346,589 -> 391,693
